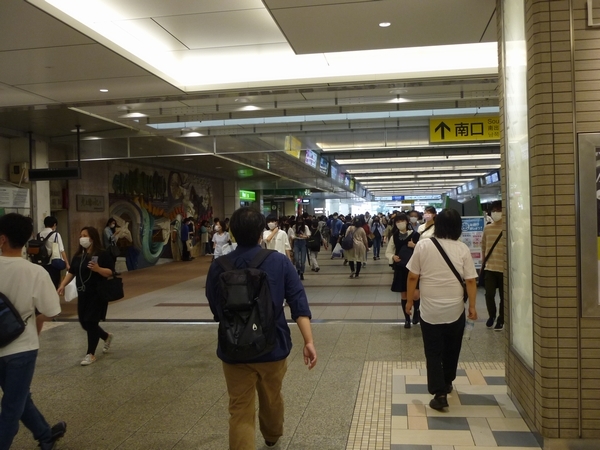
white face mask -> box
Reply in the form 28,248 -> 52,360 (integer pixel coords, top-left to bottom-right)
268,222 -> 277,230
409,217 -> 418,224
423,213 -> 433,222
215,225 -> 221,232
491,211 -> 502,222
79,237 -> 91,248
396,222 -> 407,231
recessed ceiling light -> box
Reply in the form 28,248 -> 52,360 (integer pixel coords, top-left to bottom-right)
118,112 -> 148,118
99,89 -> 108,92
379,22 -> 391,28
180,131 -> 203,137
183,158 -> 193,161
389,97 -> 409,103
70,128 -> 85,133
240,105 -> 260,111
235,98 -> 250,103
389,88 -> 408,94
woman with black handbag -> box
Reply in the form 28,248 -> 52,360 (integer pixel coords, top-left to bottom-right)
385,213 -> 420,328
57,227 -> 115,366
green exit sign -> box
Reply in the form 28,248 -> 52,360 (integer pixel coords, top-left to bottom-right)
239,190 -> 256,201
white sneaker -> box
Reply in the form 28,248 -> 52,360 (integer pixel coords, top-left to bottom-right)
80,354 -> 96,366
103,333 -> 113,353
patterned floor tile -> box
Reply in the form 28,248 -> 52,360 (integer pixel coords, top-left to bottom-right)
484,376 -> 506,385
457,394 -> 499,406
427,417 -> 470,430
492,431 -> 541,447
392,404 -> 408,416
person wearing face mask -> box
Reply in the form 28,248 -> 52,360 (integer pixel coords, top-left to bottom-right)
212,221 -> 231,259
345,216 -> 368,279
371,217 -> 385,260
386,213 -> 420,328
408,210 -> 421,232
103,218 -> 117,249
481,201 -> 505,331
263,215 -> 292,260
37,216 -> 70,289
57,227 -> 115,366
418,206 -> 437,240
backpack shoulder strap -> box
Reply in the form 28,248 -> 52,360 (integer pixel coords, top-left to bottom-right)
249,249 -> 275,269
430,238 -> 465,286
215,255 -> 236,272
43,231 -> 56,242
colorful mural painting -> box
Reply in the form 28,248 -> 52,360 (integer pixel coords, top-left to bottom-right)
108,161 -> 213,269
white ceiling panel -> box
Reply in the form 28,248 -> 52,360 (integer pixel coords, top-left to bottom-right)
154,10 -> 286,50
17,76 -> 183,103
0,82 -> 58,108
268,0 -> 496,54
0,44 -> 149,86
100,0 -> 265,20
264,0 -> 365,7
114,19 -> 189,51
1,0 -> 93,52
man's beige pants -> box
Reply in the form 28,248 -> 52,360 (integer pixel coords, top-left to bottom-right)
222,359 -> 287,450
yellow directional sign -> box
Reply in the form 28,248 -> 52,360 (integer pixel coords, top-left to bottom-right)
430,117 -> 500,143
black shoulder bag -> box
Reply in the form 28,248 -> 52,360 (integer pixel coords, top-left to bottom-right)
478,232 -> 502,286
430,238 -> 468,303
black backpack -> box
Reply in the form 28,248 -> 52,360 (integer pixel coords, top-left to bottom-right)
307,230 -> 321,251
341,229 -> 354,250
27,231 -> 55,265
0,292 -> 31,348
215,249 -> 277,361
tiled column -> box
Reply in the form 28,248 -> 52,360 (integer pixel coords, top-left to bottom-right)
499,0 -> 600,445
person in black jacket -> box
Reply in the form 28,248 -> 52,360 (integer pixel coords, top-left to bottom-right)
385,213 -> 420,328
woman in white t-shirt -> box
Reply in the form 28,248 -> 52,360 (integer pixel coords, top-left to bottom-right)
212,222 -> 230,259
417,205 -> 437,240
405,209 -> 478,412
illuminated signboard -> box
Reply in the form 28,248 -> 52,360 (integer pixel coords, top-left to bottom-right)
349,179 -> 355,191
239,190 -> 256,201
304,149 -> 318,168
319,157 -> 329,175
331,165 -> 338,181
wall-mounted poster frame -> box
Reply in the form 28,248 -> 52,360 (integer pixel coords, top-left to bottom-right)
577,133 -> 600,317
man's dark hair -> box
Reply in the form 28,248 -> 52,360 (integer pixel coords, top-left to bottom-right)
266,214 -> 277,223
434,209 -> 462,240
490,200 -> 502,211
230,207 -> 265,246
44,216 -> 58,228
424,206 -> 437,215
106,218 -> 116,227
0,213 -> 33,249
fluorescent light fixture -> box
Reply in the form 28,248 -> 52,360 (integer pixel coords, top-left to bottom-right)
30,1 -> 498,92
99,88 -> 108,92
119,112 -> 148,118
345,164 -> 499,173
336,154 -> 500,165
180,132 -> 204,137
316,141 -> 495,151
355,172 -> 488,180
82,136 -> 102,140
70,128 -> 85,132
379,22 -> 392,28
240,105 -> 261,111
147,107 -> 500,131
389,97 -> 409,103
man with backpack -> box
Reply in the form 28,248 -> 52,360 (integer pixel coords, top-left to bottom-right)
34,216 -> 69,288
0,213 -> 66,450
205,207 -> 317,450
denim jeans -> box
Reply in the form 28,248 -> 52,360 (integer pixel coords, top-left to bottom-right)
293,239 -> 307,274
373,236 -> 382,258
0,350 -> 52,450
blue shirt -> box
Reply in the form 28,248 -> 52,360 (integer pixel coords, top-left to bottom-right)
180,224 -> 189,241
331,219 -> 343,237
205,244 -> 312,364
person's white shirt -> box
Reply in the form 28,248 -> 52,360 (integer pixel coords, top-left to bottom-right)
263,229 -> 291,255
288,225 -> 311,240
417,222 -> 435,240
38,227 -> 65,262
212,231 -> 231,258
406,238 -> 477,325
0,256 -> 61,357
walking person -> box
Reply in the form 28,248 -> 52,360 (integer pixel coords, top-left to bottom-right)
263,215 -> 292,259
405,209 -> 478,411
307,219 -> 326,272
200,220 -> 211,255
289,218 -> 311,280
37,216 -> 70,289
371,216 -> 385,260
180,217 -> 192,261
328,213 -> 343,254
205,207 -> 317,450
57,227 -> 115,366
417,206 -> 437,240
386,213 -> 420,328
481,201 -> 505,331
345,217 -> 368,279
212,220 -> 231,259
0,213 -> 67,450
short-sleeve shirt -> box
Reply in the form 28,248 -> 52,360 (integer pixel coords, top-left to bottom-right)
406,238 -> 477,324
38,227 -> 65,263
263,229 -> 291,255
0,256 -> 61,357
212,232 -> 231,257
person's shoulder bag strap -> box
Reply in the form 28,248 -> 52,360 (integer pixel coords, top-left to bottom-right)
431,237 -> 468,302
482,231 -> 503,266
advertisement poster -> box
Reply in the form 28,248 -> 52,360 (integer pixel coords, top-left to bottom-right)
461,216 -> 485,269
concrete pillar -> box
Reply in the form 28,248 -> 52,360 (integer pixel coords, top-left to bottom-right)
223,180 -> 239,219
499,0 -> 600,446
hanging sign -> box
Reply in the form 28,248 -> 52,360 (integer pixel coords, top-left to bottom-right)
430,117 -> 500,143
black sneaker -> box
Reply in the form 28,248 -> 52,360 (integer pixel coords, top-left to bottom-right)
315,267 -> 320,272
446,384 -> 453,394
429,395 -> 449,411
300,273 -> 304,280
265,440 -> 279,447
404,321 -> 411,329
486,317 -> 495,328
494,322 -> 504,331
412,310 -> 420,325
40,421 -> 67,450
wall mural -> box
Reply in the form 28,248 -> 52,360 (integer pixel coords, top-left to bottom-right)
108,161 -> 213,269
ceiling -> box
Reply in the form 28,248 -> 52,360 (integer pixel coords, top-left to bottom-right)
0,0 -> 500,199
